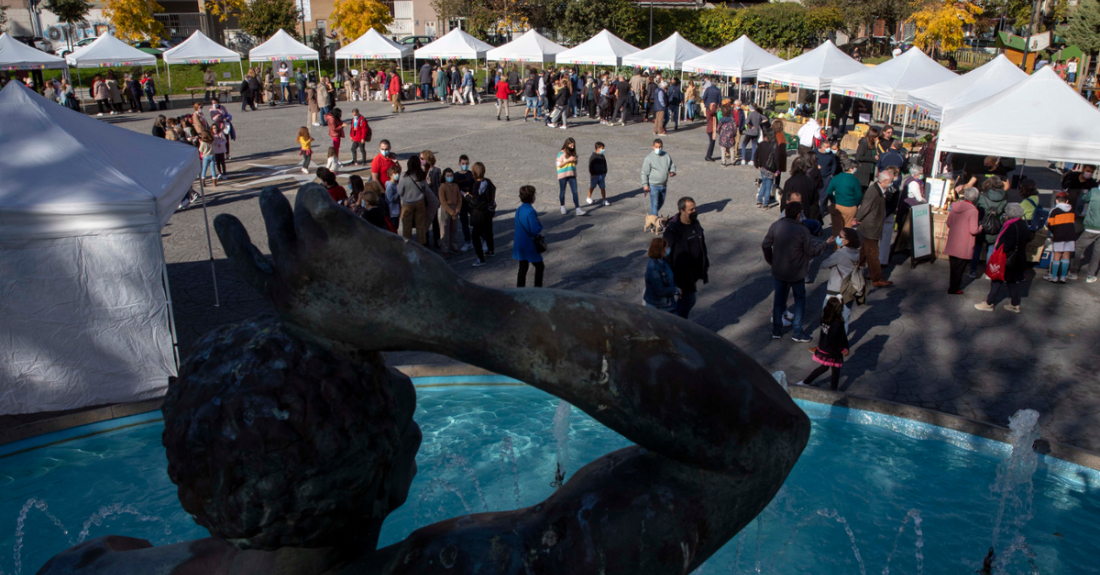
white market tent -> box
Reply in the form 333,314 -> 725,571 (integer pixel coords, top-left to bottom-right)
556,29 -> 640,67
336,28 -> 412,61
161,30 -> 244,92
415,27 -> 493,61
486,29 -> 566,64
249,29 -> 320,74
66,31 -> 157,68
757,40 -> 865,90
682,35 -> 782,79
621,32 -> 706,71
935,66 -> 1100,174
0,82 -> 199,414
0,32 -> 68,70
907,54 -> 1028,124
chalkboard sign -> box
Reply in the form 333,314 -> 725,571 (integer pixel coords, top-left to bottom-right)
891,202 -> 937,269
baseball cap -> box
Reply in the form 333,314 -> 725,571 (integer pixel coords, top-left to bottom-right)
1055,191 -> 1069,199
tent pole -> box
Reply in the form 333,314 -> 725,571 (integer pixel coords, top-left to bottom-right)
826,92 -> 834,130
814,88 -> 819,120
158,236 -> 180,370
76,67 -> 82,101
197,178 -> 220,307
901,106 -> 910,141
167,61 -> 171,92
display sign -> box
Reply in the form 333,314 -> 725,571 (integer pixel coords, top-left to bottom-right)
911,203 -> 933,260
927,178 -> 949,209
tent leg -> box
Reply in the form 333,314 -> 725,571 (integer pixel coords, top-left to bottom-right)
814,89 -> 819,120
167,62 -> 171,92
826,92 -> 834,130
197,178 -> 220,307
76,67 -> 82,101
901,106 -> 910,141
157,237 -> 180,370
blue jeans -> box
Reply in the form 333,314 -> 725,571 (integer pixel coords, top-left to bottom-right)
559,177 -> 579,208
297,85 -> 306,104
665,105 -> 679,130
741,135 -> 758,165
538,95 -> 548,117
319,106 -> 330,120
757,176 -> 774,205
685,98 -> 695,120
421,83 -> 431,100
280,83 -> 289,102
773,278 -> 806,337
590,174 -> 606,190
201,154 -> 217,180
144,89 -> 156,109
674,290 -> 697,318
648,184 -> 667,215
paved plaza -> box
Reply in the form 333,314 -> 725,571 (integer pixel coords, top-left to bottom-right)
105,97 -> 1100,453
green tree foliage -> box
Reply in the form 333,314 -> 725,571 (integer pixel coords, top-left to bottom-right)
43,0 -> 92,49
804,0 -> 913,39
240,0 -> 302,41
558,0 -> 643,46
1067,0 -> 1100,53
0,5 -> 9,32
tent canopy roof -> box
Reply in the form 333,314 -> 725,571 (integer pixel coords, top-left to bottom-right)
681,35 -> 782,78
938,66 -> 1100,164
0,32 -> 67,70
0,82 -> 200,240
830,47 -> 958,105
248,29 -> 318,62
335,28 -> 412,60
757,40 -> 866,90
66,31 -> 157,68
486,29 -> 566,63
415,28 -> 493,60
907,54 -> 1027,123
621,32 -> 706,70
555,29 -> 640,66
162,30 -> 241,64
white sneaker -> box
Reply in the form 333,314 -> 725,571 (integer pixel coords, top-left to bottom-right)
96,113 -> 104,117
560,206 -> 568,215
301,168 -> 309,174
312,122 -> 321,126
575,208 -> 587,216
1088,276 -> 1098,283
1067,272 -> 1079,280
1043,275 -> 1056,282
586,197 -> 594,205
560,125 -> 568,130
747,161 -> 754,167
603,200 -> 611,206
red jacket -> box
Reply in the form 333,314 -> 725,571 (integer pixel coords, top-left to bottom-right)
349,115 -> 369,142
495,81 -> 512,99
388,75 -> 401,96
327,113 -> 345,139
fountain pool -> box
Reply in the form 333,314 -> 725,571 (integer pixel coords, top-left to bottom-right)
1,380 -> 1098,575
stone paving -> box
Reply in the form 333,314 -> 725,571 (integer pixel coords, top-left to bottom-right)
104,96 -> 1100,453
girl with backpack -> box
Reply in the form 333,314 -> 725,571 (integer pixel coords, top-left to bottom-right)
716,104 -> 739,166
796,297 -> 850,391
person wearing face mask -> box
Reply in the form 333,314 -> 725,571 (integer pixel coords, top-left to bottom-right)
663,197 -> 709,319
371,140 -> 398,185
557,138 -> 586,216
1045,191 -> 1077,283
642,139 -> 677,217
587,142 -> 610,206
438,168 -> 463,256
454,155 -> 475,251
1060,165 -> 1096,210
818,228 -> 860,333
762,201 -> 834,342
644,237 -> 679,313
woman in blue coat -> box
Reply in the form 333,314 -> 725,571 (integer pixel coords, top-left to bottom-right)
644,238 -> 679,313
514,185 -> 545,287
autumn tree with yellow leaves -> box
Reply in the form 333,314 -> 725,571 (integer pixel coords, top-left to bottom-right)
911,0 -> 983,55
330,0 -> 393,43
103,0 -> 166,42
203,0 -> 248,23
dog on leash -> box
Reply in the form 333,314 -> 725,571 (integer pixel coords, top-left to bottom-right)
644,214 -> 668,234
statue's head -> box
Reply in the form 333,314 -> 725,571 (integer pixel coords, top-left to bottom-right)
162,315 -> 421,550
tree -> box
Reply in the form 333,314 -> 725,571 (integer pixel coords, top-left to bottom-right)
1066,0 -> 1100,53
43,0 -> 92,50
331,0 -> 393,42
0,5 -> 8,32
240,0 -> 303,41
103,0 -> 166,42
806,0 -> 915,49
204,0 -> 249,23
911,0 -> 983,55
557,0 -> 642,46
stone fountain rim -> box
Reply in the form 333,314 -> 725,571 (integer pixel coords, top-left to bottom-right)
2,364 -> 1099,478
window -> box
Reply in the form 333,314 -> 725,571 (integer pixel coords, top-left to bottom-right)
394,1 -> 413,19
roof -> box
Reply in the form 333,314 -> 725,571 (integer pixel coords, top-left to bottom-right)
830,47 -> 958,105
682,35 -> 783,78
621,32 -> 706,71
486,29 -> 566,63
0,32 -> 67,70
907,54 -> 1028,123
757,40 -> 866,90
556,29 -> 640,67
0,82 -> 200,239
248,29 -> 319,62
414,27 -> 494,60
938,66 -> 1100,165
162,30 -> 241,65
335,28 -> 412,60
65,32 -> 157,68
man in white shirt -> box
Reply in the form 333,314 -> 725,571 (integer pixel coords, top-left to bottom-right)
891,46 -> 902,58
278,63 -> 290,103
796,118 -> 821,156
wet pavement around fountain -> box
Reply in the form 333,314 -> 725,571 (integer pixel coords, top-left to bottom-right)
98,96 -> 1100,453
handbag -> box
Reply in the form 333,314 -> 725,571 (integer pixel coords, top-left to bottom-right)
985,223 -> 1011,281
521,215 -> 547,254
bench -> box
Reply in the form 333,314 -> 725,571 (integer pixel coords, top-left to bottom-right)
184,86 -> 235,104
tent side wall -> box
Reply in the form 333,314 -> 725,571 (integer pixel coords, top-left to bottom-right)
0,231 -> 176,415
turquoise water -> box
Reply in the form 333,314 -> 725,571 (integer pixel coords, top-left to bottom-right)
1,385 -> 1098,575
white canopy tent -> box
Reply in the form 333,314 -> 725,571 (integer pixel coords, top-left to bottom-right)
621,32 -> 706,71
830,47 -> 958,137
936,66 -> 1100,174
65,32 -> 160,94
682,35 -> 782,79
907,54 -> 1028,124
758,40 -> 866,128
248,29 -> 320,76
486,29 -> 566,64
0,32 -> 68,70
415,27 -> 493,60
335,29 -> 412,81
555,29 -> 640,67
162,30 -> 244,92
0,82 -> 200,414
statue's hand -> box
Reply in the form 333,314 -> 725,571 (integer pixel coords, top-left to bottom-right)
214,184 -> 460,351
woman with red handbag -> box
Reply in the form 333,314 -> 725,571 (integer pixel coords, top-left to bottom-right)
975,203 -> 1032,313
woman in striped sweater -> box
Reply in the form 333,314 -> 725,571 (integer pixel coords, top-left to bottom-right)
557,137 -> 586,216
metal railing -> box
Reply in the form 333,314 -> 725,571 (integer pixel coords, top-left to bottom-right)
953,48 -> 994,67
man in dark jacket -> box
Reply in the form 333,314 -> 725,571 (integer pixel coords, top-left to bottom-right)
1061,165 -> 1096,210
653,82 -> 668,136
419,63 -> 432,101
762,202 -> 832,341
854,171 -> 893,288
614,74 -> 632,126
701,77 -> 721,111
665,78 -> 682,132
664,197 -> 709,319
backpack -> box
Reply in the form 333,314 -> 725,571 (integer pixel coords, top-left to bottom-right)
762,142 -> 779,173
981,208 -> 1004,237
839,266 -> 867,306
1023,196 -> 1048,232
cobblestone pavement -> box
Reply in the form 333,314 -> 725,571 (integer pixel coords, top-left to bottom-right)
107,97 -> 1100,452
